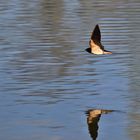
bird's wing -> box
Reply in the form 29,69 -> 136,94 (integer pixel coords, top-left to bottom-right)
91,24 -> 101,42
90,24 -> 104,50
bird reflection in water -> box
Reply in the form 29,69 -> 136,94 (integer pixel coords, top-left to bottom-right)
86,109 -> 113,140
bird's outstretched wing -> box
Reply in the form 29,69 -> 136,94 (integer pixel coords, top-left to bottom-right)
90,24 -> 104,50
91,24 -> 101,42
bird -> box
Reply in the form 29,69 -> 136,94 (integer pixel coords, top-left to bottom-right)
86,24 -> 112,55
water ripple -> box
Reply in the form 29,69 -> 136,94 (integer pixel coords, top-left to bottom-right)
0,0 -> 140,140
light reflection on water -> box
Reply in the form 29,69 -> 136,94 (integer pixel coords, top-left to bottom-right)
0,0 -> 140,140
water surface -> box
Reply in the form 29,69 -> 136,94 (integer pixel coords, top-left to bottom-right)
0,0 -> 140,140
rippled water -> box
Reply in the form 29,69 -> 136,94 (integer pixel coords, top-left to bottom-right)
0,0 -> 140,140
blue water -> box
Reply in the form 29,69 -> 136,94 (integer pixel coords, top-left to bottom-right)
0,0 -> 140,140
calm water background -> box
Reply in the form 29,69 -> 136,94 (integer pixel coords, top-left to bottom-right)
0,0 -> 140,140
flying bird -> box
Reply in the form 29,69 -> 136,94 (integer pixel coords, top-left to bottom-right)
86,24 -> 112,55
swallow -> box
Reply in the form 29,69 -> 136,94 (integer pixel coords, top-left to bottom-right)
86,24 -> 112,55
